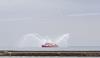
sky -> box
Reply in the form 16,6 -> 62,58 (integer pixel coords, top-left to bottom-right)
0,0 -> 100,49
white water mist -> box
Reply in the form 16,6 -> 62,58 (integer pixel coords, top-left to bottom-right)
17,33 -> 70,48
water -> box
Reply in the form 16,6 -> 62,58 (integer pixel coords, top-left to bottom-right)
1,46 -> 100,51
17,33 -> 70,48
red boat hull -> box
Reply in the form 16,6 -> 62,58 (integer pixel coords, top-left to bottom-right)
41,43 -> 58,48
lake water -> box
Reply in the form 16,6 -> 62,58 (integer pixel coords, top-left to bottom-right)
0,46 -> 100,51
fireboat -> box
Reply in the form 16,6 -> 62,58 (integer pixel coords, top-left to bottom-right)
42,43 -> 58,48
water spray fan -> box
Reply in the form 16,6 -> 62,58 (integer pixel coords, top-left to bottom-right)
18,33 -> 70,48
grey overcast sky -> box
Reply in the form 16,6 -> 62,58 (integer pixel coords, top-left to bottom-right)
0,0 -> 100,49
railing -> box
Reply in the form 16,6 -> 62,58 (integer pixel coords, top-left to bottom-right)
0,51 -> 100,56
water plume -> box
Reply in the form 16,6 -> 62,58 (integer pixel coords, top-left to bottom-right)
17,33 -> 70,48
